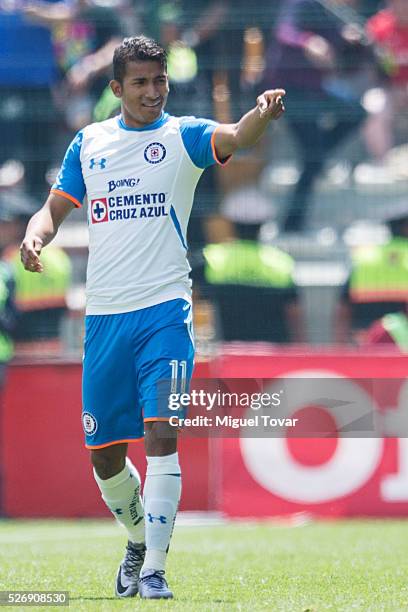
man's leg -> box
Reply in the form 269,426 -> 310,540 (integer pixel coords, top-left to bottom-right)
82,311 -> 148,597
283,114 -> 325,233
321,93 -> 366,154
91,443 -> 144,541
138,422 -> 180,599
283,90 -> 366,233
135,299 -> 194,599
91,443 -> 145,597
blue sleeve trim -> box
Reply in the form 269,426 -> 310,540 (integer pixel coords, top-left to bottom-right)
180,117 -> 218,169
52,131 -> 86,204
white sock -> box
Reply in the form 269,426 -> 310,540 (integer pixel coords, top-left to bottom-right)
93,457 -> 145,544
141,452 -> 181,573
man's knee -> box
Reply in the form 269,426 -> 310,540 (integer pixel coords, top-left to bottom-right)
90,444 -> 127,479
144,421 -> 177,456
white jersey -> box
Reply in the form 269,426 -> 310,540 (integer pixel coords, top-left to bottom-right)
52,112 -> 228,315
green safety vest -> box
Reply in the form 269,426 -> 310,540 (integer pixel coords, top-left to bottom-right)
350,238 -> 408,303
203,240 -> 295,288
0,261 -> 14,362
382,312 -> 408,351
8,246 -> 71,311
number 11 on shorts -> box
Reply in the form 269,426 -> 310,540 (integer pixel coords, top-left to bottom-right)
169,360 -> 187,394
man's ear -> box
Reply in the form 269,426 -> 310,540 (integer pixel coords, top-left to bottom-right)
110,80 -> 122,99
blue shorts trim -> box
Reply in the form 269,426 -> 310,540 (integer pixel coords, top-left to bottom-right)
82,299 -> 194,447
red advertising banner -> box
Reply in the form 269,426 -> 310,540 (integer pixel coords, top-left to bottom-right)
1,360 -> 213,517
212,347 -> 408,518
2,348 -> 408,517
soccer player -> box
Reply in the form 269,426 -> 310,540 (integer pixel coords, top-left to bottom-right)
20,36 -> 285,599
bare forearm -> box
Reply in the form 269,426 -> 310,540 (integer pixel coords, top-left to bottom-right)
28,192 -> 76,242
25,208 -> 59,247
81,39 -> 121,78
234,106 -> 272,149
23,2 -> 72,26
214,89 -> 285,159
21,193 -> 74,272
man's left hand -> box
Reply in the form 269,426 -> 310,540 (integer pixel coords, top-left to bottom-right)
257,89 -> 286,120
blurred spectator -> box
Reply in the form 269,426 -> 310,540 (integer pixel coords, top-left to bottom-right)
24,0 -> 123,131
264,0 -> 367,233
178,0 -> 281,118
197,185 -> 303,343
1,208 -> 71,350
335,206 -> 408,344
362,309 -> 408,351
0,215 -> 18,386
363,0 -> 408,161
142,1 -> 279,249
141,1 -> 225,118
0,209 -> 18,514
132,2 -> 219,250
0,0 -> 61,199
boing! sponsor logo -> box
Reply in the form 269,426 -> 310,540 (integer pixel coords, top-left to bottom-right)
144,142 -> 166,164
82,412 -> 98,435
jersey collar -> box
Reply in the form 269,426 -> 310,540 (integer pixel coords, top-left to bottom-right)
117,112 -> 169,131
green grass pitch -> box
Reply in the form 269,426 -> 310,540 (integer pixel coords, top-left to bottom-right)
1,519 -> 408,611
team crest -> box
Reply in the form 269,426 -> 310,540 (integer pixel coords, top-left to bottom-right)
144,142 -> 166,164
90,198 -> 108,223
82,412 -> 98,435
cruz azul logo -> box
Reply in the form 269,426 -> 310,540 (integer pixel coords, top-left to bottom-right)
90,198 -> 108,223
82,412 -> 98,435
144,142 -> 166,164
89,158 -> 107,170
90,193 -> 169,222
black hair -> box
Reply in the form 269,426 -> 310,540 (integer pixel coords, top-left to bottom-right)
113,36 -> 167,83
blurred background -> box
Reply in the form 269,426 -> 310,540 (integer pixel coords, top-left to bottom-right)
1,0 -> 408,519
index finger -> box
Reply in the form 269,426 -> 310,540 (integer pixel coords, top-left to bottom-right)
268,89 -> 286,100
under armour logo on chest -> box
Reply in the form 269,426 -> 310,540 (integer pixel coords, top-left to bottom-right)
89,158 -> 107,170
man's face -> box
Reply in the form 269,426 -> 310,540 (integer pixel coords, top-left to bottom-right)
110,60 -> 169,127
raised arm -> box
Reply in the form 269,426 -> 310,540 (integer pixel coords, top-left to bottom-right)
20,193 -> 75,273
67,38 -> 122,92
22,1 -> 73,26
213,89 -> 285,160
